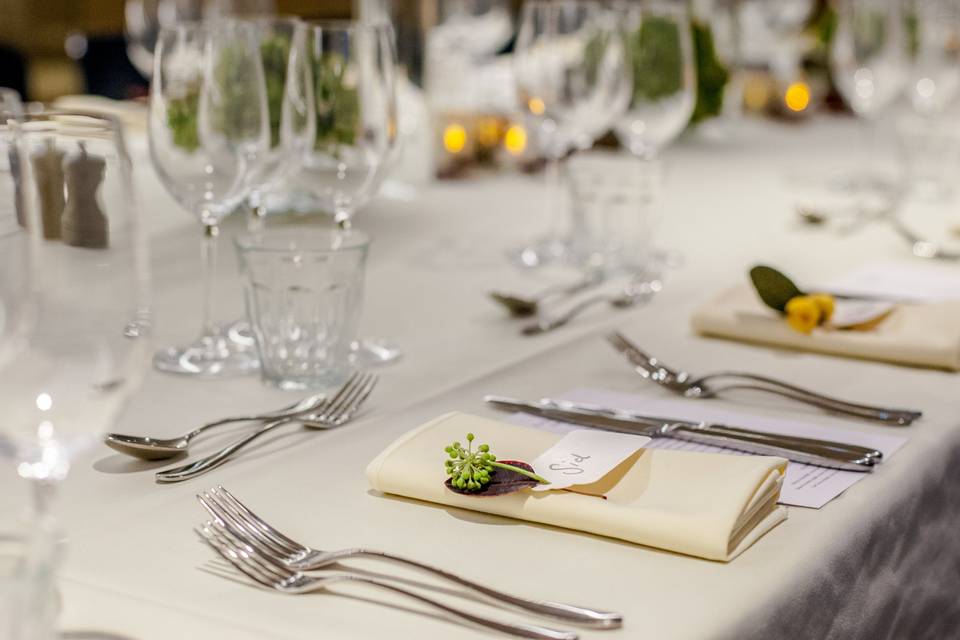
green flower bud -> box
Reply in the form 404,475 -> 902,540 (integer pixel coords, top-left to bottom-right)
466,433 -> 475,442
479,444 -> 489,452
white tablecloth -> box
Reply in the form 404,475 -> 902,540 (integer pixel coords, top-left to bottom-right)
8,118 -> 960,639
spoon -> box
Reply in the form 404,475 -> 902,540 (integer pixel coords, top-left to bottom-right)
522,279 -> 661,335
489,275 -> 600,317
104,393 -> 329,461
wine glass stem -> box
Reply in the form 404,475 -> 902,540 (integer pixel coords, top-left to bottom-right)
246,192 -> 266,233
335,208 -> 352,231
201,220 -> 221,336
545,153 -> 566,242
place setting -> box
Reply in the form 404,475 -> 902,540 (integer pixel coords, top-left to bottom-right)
3,0 -> 960,638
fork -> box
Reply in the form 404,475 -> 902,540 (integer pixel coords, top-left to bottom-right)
197,486 -> 622,629
607,332 -> 921,425
522,279 -> 661,336
156,373 -> 378,483
196,521 -> 578,640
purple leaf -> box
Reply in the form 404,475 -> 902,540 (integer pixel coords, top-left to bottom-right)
445,460 -> 539,497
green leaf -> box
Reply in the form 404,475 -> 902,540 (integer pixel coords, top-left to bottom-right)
445,460 -> 540,497
749,265 -> 805,313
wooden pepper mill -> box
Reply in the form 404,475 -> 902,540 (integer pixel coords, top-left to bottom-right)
61,142 -> 109,249
29,138 -> 65,239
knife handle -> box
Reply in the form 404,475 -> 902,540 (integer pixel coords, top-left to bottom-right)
666,425 -> 876,472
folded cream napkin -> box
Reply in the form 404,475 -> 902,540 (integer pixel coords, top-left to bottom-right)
367,412 -> 787,562
691,284 -> 960,370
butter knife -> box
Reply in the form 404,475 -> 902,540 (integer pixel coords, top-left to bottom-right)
484,396 -> 879,472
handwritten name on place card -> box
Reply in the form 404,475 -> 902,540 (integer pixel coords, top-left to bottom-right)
530,429 -> 651,492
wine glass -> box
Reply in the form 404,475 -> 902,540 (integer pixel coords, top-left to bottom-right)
290,20 -> 400,365
224,17 -> 315,352
614,0 -> 695,160
830,0 -> 907,210
294,20 -> 397,231
124,0 -> 204,79
242,17 -> 315,230
0,111 -> 151,636
511,0 -> 631,268
149,20 -> 270,376
602,0 -> 694,275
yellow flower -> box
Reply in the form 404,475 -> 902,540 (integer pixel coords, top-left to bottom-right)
785,296 -> 822,334
809,293 -> 835,323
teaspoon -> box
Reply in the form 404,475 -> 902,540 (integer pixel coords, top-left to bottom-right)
104,393 -> 329,461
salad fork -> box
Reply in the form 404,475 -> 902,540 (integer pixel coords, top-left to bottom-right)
197,486 -> 622,629
156,373 -> 377,483
607,332 -> 921,425
196,522 -> 578,640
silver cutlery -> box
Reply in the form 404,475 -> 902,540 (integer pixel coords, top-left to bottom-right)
490,276 -> 601,318
541,398 -> 881,460
105,392 -> 331,461
196,521 -> 578,640
197,486 -> 622,629
485,395 -> 880,472
156,373 -> 377,483
798,204 -> 959,260
522,279 -> 661,336
607,332 -> 921,426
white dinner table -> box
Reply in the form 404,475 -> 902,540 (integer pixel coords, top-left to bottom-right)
8,116 -> 960,639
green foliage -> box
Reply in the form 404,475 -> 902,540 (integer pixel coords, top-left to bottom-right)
313,52 -> 359,152
167,90 -> 200,152
628,16 -> 683,101
211,43 -> 264,141
750,265 -> 806,313
690,18 -> 729,125
260,34 -> 292,148
444,433 -> 548,493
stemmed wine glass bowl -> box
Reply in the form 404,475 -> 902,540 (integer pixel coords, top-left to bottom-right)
148,20 -> 270,376
511,0 -> 631,268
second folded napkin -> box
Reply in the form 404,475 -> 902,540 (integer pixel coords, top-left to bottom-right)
367,412 -> 787,562
691,284 -> 960,370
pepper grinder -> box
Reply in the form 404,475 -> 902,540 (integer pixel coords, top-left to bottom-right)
61,142 -> 109,249
29,138 -> 65,239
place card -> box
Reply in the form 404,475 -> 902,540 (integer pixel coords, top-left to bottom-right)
529,429 -> 650,492
508,388 -> 907,509
820,261 -> 960,303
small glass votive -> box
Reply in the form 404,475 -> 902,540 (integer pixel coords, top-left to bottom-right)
568,151 -> 660,275
235,229 -> 369,391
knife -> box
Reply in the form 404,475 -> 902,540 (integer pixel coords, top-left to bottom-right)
539,398 -> 882,460
484,396 -> 879,472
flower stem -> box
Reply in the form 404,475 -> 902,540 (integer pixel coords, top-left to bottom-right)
490,461 -> 550,485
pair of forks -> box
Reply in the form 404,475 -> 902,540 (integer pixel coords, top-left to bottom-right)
607,332 -> 922,425
195,486 -> 622,639
156,373 -> 378,483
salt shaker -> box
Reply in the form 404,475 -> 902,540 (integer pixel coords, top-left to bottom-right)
61,142 -> 108,249
29,139 -> 65,239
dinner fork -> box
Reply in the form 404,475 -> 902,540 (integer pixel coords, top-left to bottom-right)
607,332 -> 921,425
197,486 -> 622,629
196,522 -> 578,640
156,373 -> 378,483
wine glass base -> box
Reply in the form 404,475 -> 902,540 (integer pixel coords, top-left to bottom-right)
351,338 -> 402,367
153,332 -> 260,377
226,319 -> 257,349
507,238 -> 571,269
